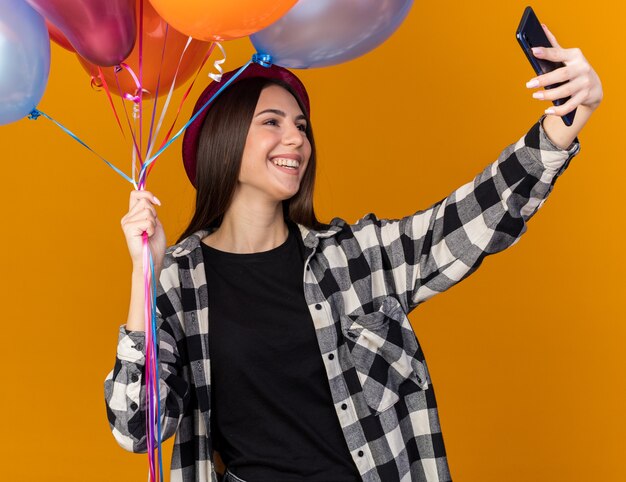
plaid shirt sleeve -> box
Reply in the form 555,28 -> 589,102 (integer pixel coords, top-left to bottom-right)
353,119 -> 580,314
104,259 -> 190,453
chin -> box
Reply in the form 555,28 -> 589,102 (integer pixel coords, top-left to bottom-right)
271,184 -> 301,202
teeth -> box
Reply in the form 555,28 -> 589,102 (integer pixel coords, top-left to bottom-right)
272,158 -> 300,168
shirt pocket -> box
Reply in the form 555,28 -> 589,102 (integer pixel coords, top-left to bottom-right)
340,296 -> 429,415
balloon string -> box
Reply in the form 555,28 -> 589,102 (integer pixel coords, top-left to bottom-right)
138,53 -> 266,186
136,4 -> 159,477
146,33 -> 195,163
143,240 -> 163,482
90,67 -> 139,182
96,67 -> 126,140
142,232 -> 158,481
28,109 -> 135,186
137,0 -> 144,171
208,42 -> 227,82
118,63 -> 142,100
117,63 -> 147,180
150,251 -> 165,479
145,24 -> 170,159
145,41 -> 218,178
113,67 -> 144,170
27,54 -> 271,200
132,114 -> 138,185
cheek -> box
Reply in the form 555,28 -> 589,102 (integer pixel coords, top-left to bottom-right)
243,131 -> 278,163
238,150 -> 259,181
302,140 -> 313,173
240,140 -> 267,174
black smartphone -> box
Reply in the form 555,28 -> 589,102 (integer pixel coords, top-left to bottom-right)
516,6 -> 575,126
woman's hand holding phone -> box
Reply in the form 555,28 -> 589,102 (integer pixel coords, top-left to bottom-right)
526,24 -> 603,148
527,25 -> 602,117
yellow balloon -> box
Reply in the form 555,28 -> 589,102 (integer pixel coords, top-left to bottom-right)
148,0 -> 298,42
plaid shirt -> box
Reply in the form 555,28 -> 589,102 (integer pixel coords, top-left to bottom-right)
105,120 -> 579,482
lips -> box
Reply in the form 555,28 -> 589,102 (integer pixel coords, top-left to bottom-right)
269,158 -> 300,176
271,157 -> 301,169
270,153 -> 302,162
269,152 -> 302,176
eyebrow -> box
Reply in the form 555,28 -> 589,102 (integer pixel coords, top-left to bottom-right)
255,108 -> 307,122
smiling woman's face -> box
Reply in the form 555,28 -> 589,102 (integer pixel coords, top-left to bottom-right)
237,84 -> 312,203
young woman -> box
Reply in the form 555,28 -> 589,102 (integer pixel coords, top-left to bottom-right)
106,26 -> 602,482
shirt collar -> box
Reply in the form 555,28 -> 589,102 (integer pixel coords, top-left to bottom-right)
170,220 -> 343,258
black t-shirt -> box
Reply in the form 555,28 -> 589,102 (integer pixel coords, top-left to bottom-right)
202,221 -> 360,482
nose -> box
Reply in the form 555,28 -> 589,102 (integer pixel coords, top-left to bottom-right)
282,120 -> 305,147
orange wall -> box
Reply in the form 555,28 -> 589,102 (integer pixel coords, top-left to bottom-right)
2,1 -> 624,480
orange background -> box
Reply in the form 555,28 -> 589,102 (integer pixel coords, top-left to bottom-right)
1,1 -> 624,481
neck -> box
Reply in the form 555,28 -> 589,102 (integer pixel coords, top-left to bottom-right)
204,188 -> 288,254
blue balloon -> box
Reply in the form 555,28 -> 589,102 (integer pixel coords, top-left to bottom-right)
0,0 -> 50,125
250,0 -> 413,69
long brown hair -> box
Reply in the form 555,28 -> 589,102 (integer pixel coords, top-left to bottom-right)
177,77 -> 322,243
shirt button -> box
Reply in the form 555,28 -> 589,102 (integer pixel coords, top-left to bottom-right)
134,343 -> 143,351
328,353 -> 334,360
315,304 -> 322,310
130,402 -> 138,411
130,374 -> 139,383
341,403 -> 347,410
358,450 -> 364,457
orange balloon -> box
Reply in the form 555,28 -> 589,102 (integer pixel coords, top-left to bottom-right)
77,0 -> 212,100
148,0 -> 298,42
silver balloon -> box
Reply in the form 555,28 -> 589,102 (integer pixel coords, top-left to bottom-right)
250,0 -> 414,68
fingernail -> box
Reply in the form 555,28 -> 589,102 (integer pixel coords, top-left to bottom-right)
526,79 -> 539,88
153,196 -> 161,206
532,91 -> 544,100
532,47 -> 543,56
545,108 -> 556,115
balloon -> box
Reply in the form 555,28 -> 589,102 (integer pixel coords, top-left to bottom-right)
25,0 -> 136,66
46,19 -> 74,52
0,0 -> 50,125
250,0 -> 414,68
77,0 -> 212,100
148,0 -> 297,42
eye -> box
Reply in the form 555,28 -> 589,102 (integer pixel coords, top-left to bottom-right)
262,118 -> 307,132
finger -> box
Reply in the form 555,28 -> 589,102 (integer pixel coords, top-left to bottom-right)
527,56 -> 590,89
532,77 -> 581,102
129,190 -> 154,210
531,46 -> 567,63
122,208 -> 158,233
545,90 -> 585,117
541,24 -> 561,49
128,199 -> 158,218
125,207 -> 158,226
128,193 -> 161,214
123,219 -> 157,238
129,190 -> 161,210
533,45 -> 583,66
527,66 -> 570,89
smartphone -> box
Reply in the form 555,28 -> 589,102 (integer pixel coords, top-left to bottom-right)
516,6 -> 575,126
